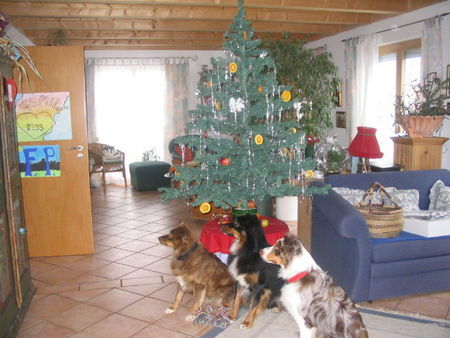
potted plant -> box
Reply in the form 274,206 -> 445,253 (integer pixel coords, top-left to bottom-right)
262,35 -> 340,139
395,72 -> 450,138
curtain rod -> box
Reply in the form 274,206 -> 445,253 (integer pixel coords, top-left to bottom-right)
341,12 -> 450,43
88,55 -> 198,61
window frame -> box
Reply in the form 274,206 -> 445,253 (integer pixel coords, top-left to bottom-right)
379,39 -> 421,132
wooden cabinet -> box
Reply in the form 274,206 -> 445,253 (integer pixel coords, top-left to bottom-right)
391,137 -> 449,171
0,63 -> 33,337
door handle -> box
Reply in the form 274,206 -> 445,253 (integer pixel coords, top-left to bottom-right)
67,145 -> 84,151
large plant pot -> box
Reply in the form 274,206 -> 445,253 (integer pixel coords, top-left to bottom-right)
275,196 -> 298,221
399,116 -> 444,138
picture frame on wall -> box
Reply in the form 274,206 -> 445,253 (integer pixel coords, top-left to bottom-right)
334,81 -> 342,107
447,64 -> 450,96
336,111 -> 347,128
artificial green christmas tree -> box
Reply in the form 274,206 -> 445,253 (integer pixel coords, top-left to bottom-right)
161,0 -> 327,214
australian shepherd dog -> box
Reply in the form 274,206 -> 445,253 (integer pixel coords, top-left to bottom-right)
260,234 -> 368,338
158,222 -> 235,321
221,214 -> 284,329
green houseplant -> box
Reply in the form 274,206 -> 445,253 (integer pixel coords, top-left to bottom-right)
395,72 -> 450,138
262,35 -> 340,138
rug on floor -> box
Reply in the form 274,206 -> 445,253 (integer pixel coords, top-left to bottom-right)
201,305 -> 450,338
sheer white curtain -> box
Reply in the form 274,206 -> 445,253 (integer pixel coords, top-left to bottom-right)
352,34 -> 380,138
421,16 -> 443,79
86,58 -> 166,185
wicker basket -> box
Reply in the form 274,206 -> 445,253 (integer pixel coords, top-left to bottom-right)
356,182 -> 404,238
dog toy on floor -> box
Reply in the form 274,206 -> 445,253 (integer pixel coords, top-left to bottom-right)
193,304 -> 232,328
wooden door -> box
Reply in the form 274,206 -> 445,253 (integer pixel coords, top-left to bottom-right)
17,46 -> 94,257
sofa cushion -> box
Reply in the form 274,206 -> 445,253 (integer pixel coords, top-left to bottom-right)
325,170 -> 450,210
371,232 -> 450,263
333,186 -> 420,211
332,187 -> 365,205
371,254 -> 450,278
429,180 -> 450,211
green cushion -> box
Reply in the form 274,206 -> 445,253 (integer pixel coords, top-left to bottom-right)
129,161 -> 171,191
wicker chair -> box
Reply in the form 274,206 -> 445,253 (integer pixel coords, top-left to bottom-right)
88,143 -> 127,187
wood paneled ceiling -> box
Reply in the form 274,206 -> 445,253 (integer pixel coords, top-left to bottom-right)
1,0 -> 445,50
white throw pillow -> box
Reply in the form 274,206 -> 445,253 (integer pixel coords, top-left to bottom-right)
332,187 -> 365,205
385,187 -> 420,211
333,186 -> 420,211
429,180 -> 450,211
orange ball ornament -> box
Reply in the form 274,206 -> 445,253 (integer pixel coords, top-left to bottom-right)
247,200 -> 257,209
220,157 -> 231,166
258,85 -> 263,93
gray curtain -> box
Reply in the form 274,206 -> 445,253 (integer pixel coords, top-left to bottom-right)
163,60 -> 189,162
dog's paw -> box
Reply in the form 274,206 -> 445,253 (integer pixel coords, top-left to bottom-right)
165,308 -> 175,314
240,321 -> 253,329
185,314 -> 196,322
270,306 -> 281,314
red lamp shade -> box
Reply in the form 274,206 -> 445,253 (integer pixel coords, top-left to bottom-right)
348,126 -> 383,159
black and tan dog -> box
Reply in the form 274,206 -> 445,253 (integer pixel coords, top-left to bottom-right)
158,222 -> 235,321
221,214 -> 284,329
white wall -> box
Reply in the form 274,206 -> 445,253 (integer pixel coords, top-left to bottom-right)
306,0 -> 450,169
84,50 -> 224,111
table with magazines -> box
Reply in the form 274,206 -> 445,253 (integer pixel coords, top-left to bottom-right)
199,216 -> 289,264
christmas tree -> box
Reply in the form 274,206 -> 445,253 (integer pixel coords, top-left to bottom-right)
161,0 -> 326,213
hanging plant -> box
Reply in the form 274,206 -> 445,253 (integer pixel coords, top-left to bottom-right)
0,12 -> 43,86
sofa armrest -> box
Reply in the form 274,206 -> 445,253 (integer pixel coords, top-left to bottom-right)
311,181 -> 372,302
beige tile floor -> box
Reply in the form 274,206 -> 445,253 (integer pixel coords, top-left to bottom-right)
17,185 -> 450,337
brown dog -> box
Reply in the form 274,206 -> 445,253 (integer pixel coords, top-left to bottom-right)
158,222 -> 235,321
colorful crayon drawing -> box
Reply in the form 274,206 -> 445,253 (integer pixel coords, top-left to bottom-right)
18,145 -> 61,177
15,92 -> 72,142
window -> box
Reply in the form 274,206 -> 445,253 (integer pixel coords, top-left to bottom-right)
375,39 -> 421,161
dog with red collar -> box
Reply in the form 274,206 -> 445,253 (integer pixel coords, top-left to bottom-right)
260,234 -> 367,338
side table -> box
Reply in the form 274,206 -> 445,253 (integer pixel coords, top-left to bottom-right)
391,137 -> 449,170
199,216 -> 289,263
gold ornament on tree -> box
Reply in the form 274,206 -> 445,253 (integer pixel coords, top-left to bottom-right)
199,202 -> 212,214
254,134 -> 264,145
281,90 -> 292,102
229,62 -> 238,73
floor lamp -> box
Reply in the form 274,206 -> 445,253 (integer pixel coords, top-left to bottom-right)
348,126 -> 383,173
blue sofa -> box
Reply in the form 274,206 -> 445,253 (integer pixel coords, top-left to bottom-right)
311,169 -> 450,302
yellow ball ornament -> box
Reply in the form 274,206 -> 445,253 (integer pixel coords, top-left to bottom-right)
261,219 -> 269,227
291,127 -> 297,133
229,62 -> 238,73
254,134 -> 264,145
215,101 -> 221,110
281,90 -> 292,102
199,202 -> 212,214
306,170 -> 315,178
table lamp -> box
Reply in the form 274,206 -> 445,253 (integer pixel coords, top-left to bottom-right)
348,126 -> 383,173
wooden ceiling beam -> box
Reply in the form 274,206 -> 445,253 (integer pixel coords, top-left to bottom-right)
23,29 -> 309,41
3,2 -> 385,25
12,17 -> 349,34
3,0 -> 441,14
32,38 -> 224,46
84,45 -> 222,50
